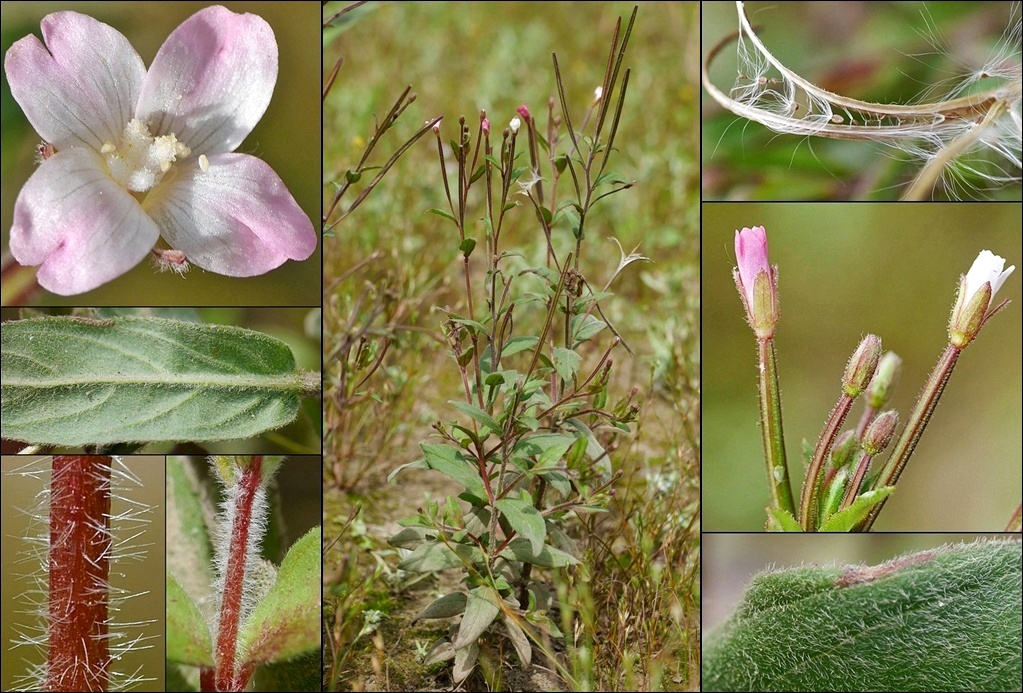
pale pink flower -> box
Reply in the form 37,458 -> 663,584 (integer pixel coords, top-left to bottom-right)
5,6 -> 316,296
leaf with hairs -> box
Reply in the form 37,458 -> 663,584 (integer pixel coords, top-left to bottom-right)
1,316 -> 310,445
703,539 -> 1023,692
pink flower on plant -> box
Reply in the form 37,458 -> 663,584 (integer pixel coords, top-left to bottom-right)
4,6 -> 316,296
516,104 -> 531,121
733,225 -> 779,338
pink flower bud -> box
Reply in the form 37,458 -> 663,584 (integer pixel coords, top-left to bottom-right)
733,226 -> 778,338
482,118 -> 490,136
843,334 -> 882,398
516,104 -> 531,121
862,410 -> 899,457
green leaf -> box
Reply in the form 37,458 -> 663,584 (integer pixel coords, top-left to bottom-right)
166,571 -> 214,666
502,615 -> 532,667
498,537 -> 579,567
818,487 -> 895,532
496,497 -> 547,555
452,587 -> 501,649
452,641 -> 480,684
571,314 -> 607,344
427,207 -> 457,223
703,539 -> 1023,692
594,171 -> 631,187
237,527 -> 321,666
459,238 -> 477,257
398,541 -> 484,572
501,336 -> 539,357
449,400 -> 501,435
420,443 -> 487,500
345,169 -> 362,184
166,458 -> 214,593
573,291 -> 614,313
387,457 -> 429,483
252,650 -> 322,692
0,316 -> 307,445
766,507 -> 803,532
415,592 -> 468,621
388,526 -> 438,549
552,347 -> 582,382
514,433 -> 574,468
563,418 -> 608,473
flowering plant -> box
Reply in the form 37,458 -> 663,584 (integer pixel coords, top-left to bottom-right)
730,225 -> 1017,531
4,6 -> 316,297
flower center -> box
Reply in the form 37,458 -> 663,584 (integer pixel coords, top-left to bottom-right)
102,119 -> 191,193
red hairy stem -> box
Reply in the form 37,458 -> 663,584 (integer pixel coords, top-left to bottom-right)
45,456 -> 112,692
212,457 -> 262,692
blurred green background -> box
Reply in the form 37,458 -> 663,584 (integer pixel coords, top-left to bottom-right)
1,456 -> 166,691
701,1 -> 1022,201
1,1 -> 321,306
702,533 -> 1011,633
703,203 -> 1022,531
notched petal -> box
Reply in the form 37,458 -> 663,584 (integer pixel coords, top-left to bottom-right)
136,6 -> 278,155
145,153 -> 316,277
4,11 -> 143,150
10,149 -> 160,295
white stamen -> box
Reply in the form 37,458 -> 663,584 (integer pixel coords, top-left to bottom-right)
198,154 -> 210,173
103,119 -> 190,193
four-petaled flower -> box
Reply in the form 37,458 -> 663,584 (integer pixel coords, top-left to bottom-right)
5,6 -> 316,296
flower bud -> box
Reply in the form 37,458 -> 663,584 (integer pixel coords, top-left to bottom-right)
865,352 -> 902,410
842,334 -> 881,397
949,250 -> 1014,348
733,226 -> 778,339
862,410 -> 899,457
509,117 -> 521,134
482,118 -> 490,137
516,104 -> 531,121
829,430 -> 858,470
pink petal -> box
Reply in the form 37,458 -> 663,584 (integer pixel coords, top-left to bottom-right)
10,148 -> 160,295
136,6 -> 277,155
734,226 -> 770,301
144,153 -> 315,277
4,11 -> 143,151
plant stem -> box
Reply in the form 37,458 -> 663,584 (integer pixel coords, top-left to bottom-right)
46,456 -> 111,693
800,393 -> 855,531
861,345 -> 960,530
756,338 -> 795,518
213,457 -> 262,692
839,451 -> 873,511
1007,502 -> 1022,532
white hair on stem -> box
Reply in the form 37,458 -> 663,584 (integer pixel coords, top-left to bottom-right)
4,457 -> 157,692
703,1 -> 1022,199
